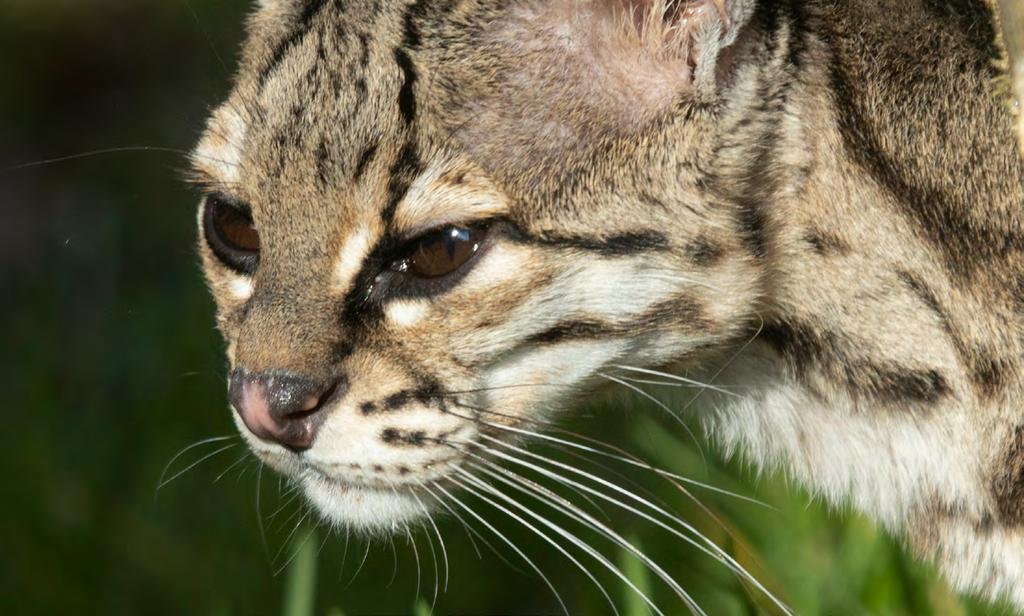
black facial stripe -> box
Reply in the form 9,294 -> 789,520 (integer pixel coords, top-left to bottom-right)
258,0 -> 332,90
762,318 -> 952,405
527,320 -> 617,345
394,49 -> 418,124
525,296 -> 710,347
503,221 -> 670,257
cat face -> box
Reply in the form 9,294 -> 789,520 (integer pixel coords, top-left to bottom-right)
191,0 -> 762,531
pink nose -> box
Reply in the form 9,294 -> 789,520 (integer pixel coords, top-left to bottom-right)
229,370 -> 342,451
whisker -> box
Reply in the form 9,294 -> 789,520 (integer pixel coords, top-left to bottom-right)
6,146 -> 239,173
451,471 -> 624,616
476,436 -> 792,615
475,417 -> 772,510
427,482 -> 570,616
337,527 -> 351,582
156,443 -> 237,493
422,481 -> 526,573
156,434 -> 236,497
273,508 -> 312,570
456,452 -> 699,615
274,522 -> 316,577
682,314 -> 765,414
598,372 -> 705,461
386,534 -> 399,589
610,365 -> 740,397
407,527 -> 423,602
420,519 -> 441,608
256,463 -> 271,564
410,488 -> 450,593
214,453 -> 251,484
341,536 -> 372,592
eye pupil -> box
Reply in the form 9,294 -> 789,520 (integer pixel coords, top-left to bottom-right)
406,226 -> 485,278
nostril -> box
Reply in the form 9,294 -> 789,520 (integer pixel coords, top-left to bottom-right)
228,369 -> 348,451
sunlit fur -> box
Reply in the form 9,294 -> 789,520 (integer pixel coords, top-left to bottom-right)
191,0 -> 1024,609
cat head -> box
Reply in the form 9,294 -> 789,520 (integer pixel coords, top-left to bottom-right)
191,0 -> 769,531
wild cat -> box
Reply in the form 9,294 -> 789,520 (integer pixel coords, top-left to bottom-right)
189,0 -> 1024,610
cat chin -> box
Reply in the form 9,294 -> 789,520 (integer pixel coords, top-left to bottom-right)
301,474 -> 428,534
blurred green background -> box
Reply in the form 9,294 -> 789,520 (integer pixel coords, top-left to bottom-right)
0,1 -> 1014,614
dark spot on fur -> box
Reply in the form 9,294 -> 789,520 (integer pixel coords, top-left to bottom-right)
686,236 -> 724,266
398,466 -> 411,476
360,401 -> 377,415
353,142 -> 378,181
372,464 -> 384,472
381,428 -> 400,443
384,392 -> 410,410
762,318 -> 951,405
898,271 -> 1011,400
992,425 -> 1024,526
804,230 -> 848,256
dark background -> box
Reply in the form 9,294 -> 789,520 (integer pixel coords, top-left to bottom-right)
0,1 -> 1012,614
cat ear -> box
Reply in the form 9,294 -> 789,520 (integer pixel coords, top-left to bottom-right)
599,0 -> 752,90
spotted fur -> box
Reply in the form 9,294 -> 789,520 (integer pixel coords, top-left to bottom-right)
192,0 -> 1024,607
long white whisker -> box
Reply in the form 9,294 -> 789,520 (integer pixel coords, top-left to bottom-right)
453,470 -> 630,616
423,481 -> 524,571
467,416 -> 771,509
407,528 -> 423,601
156,443 -> 237,492
457,450 -> 700,615
477,436 -> 792,615
598,372 -> 705,460
273,523 -> 317,577
256,463 -> 271,564
342,537 -> 372,591
610,365 -> 740,397
273,508 -> 312,568
428,482 -> 570,616
410,488 -> 450,593
214,453 -> 251,484
683,314 -> 765,413
419,519 -> 440,607
155,435 -> 236,496
386,534 -> 399,589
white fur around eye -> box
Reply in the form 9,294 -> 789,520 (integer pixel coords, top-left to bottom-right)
229,276 -> 254,301
387,300 -> 429,328
332,226 -> 373,294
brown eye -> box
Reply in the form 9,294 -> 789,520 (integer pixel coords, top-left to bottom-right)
203,194 -> 260,274
404,226 -> 487,278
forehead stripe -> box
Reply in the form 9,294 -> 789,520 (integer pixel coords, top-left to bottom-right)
382,141 -> 422,225
258,0 -> 332,90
